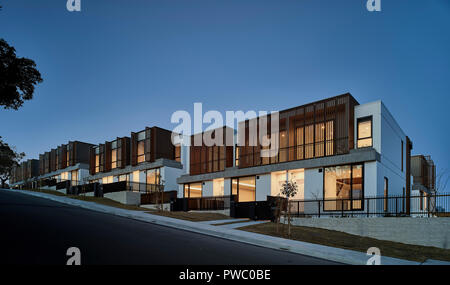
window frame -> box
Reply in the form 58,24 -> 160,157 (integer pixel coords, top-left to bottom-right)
184,182 -> 203,198
322,163 -> 365,212
357,116 -> 373,149
231,176 -> 256,203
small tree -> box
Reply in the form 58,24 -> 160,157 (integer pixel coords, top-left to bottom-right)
436,168 -> 450,193
280,180 -> 298,238
0,137 -> 25,188
156,173 -> 165,212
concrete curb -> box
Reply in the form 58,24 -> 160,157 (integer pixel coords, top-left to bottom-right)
3,189 -> 422,265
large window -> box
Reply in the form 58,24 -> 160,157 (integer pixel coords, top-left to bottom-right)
111,141 -> 117,169
145,168 -> 160,185
137,131 -> 146,163
357,117 -> 373,148
235,145 -> 240,167
324,164 -> 364,211
95,147 -> 100,173
184,183 -> 202,198
118,174 -> 130,182
175,144 -> 181,162
232,176 -> 256,202
279,130 -> 288,162
71,170 -> 78,184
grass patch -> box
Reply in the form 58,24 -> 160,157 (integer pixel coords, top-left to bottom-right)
67,195 -> 149,211
240,222 -> 450,263
22,188 -> 66,196
20,188 -> 149,211
145,211 -> 230,222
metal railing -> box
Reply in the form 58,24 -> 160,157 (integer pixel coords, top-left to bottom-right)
172,195 -> 234,211
124,181 -> 164,193
98,181 -> 164,194
288,193 -> 450,218
236,140 -> 349,168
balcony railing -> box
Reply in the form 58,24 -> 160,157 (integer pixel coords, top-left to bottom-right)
287,193 -> 450,218
236,139 -> 349,168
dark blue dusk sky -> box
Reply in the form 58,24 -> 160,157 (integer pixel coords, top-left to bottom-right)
1,0 -> 449,186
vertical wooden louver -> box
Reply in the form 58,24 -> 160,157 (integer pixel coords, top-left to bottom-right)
89,147 -> 96,175
99,144 -> 105,172
71,142 -> 77,166
67,143 -> 74,167
39,154 -> 44,175
145,127 -> 152,162
131,132 -> 137,166
50,149 -> 57,172
117,138 -> 122,169
105,141 -> 112,172
61,144 -> 67,169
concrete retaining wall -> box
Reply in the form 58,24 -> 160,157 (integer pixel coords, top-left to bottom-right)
189,209 -> 231,216
104,191 -> 141,206
141,203 -> 171,211
289,217 -> 450,249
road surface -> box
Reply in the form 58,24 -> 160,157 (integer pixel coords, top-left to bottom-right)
0,190 -> 340,265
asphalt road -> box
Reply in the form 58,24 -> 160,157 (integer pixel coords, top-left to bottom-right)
0,190 -> 340,265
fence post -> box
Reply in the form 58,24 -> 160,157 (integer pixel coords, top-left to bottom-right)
395,197 -> 398,216
427,195 -> 430,217
367,198 -> 370,217
318,200 -> 320,218
341,200 -> 344,217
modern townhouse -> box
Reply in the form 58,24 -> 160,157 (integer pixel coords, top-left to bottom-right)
87,126 -> 186,195
177,93 -> 417,216
410,155 -> 437,214
10,159 -> 39,189
37,141 -> 94,188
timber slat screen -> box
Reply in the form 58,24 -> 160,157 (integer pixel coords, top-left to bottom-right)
189,127 -> 234,175
131,127 -> 176,166
237,93 -> 358,168
289,193 -> 450,218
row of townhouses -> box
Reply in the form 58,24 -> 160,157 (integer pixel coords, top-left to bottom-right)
9,93 -> 438,217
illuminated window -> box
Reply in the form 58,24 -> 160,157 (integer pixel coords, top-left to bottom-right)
315,123 -> 325,157
357,117 -> 373,148
184,183 -> 202,198
296,127 -> 304,160
71,170 -> 78,184
305,125 -> 314,159
175,144 -> 181,162
95,147 -> 100,173
235,145 -> 239,167
279,130 -> 288,162
232,176 -> 256,202
136,131 -> 146,163
324,164 -> 364,211
111,141 -> 117,169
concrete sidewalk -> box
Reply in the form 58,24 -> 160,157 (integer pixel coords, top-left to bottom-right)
2,189 -> 424,265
